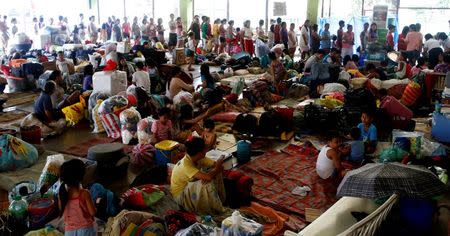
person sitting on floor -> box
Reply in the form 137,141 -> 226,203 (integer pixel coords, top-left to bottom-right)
202,119 -> 217,151
344,127 -> 365,165
411,57 -> 428,76
21,81 -> 66,137
282,48 -> 294,70
395,52 -> 413,79
358,110 -> 377,154
82,64 -> 94,92
322,47 -> 341,65
166,66 -> 194,100
170,137 -> 226,214
196,64 -> 216,96
316,132 -> 347,179
268,51 -> 287,93
304,49 -> 326,72
434,52 -> 450,73
151,107 -> 174,144
132,61 -> 151,94
366,63 -> 387,81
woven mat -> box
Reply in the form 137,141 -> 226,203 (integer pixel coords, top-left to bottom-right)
60,137 -> 116,157
3,92 -> 39,108
0,110 -> 28,123
237,144 -> 338,221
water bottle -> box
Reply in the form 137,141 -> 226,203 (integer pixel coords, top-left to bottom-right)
435,100 -> 442,114
9,195 -> 28,221
202,215 -> 217,227
237,139 -> 251,165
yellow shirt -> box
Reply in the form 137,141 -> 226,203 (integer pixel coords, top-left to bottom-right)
213,24 -> 220,37
170,154 -> 215,196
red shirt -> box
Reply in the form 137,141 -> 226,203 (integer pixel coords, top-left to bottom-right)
398,34 -> 407,51
386,32 -> 394,47
274,24 -> 281,43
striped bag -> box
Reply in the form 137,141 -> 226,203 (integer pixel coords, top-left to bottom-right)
100,113 -> 121,139
401,81 -> 421,107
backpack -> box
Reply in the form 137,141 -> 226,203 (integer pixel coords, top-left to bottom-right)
233,113 -> 258,135
223,171 -> 253,209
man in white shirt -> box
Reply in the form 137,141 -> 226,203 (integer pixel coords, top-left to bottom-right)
168,14 -> 177,50
423,33 -> 441,54
56,51 -> 71,75
425,33 -> 444,69
132,61 -> 151,93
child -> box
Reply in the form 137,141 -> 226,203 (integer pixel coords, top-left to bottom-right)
386,25 -> 395,51
411,57 -> 427,76
132,61 -> 151,93
202,119 -> 217,151
346,127 -> 365,164
185,31 -> 196,71
268,51 -> 287,89
358,111 -> 377,154
147,59 -> 160,94
58,159 -> 96,236
82,64 -> 94,92
316,133 -> 346,179
151,107 -> 174,143
395,52 -> 412,79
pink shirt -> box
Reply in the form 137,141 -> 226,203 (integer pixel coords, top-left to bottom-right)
342,31 -> 354,49
63,196 -> 94,231
405,32 -> 423,51
151,120 -> 173,141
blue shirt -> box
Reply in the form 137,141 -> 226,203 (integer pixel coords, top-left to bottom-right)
357,123 -> 377,143
83,75 -> 93,91
349,140 -> 365,163
320,30 -> 331,49
34,92 -> 53,122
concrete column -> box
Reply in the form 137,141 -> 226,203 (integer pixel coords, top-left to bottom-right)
180,0 -> 194,29
307,0 -> 320,24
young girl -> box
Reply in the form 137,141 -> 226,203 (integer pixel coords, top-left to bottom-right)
341,24 -> 354,58
59,159 -> 96,236
368,23 -> 378,43
226,20 -> 235,54
185,32 -> 196,71
243,20 -> 254,56
411,57 -> 427,76
268,51 -> 287,93
202,119 -> 217,151
395,52 -> 412,79
152,107 -> 174,143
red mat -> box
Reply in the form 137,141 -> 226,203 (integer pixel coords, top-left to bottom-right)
60,137 -> 116,157
238,144 -> 338,220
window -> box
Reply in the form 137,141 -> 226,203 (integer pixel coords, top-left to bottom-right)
268,0 -> 308,27
126,0 -> 153,19
400,0 -> 450,8
194,0 -> 227,20
229,0 -> 266,30
154,0 -> 180,23
398,9 -> 450,35
99,0 -> 124,23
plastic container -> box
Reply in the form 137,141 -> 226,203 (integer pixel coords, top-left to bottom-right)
20,125 -> 42,144
28,198 -> 55,229
237,140 -> 251,165
155,140 -> 179,166
432,112 -> 450,143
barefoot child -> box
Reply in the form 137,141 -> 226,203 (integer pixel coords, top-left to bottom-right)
185,32 -> 196,71
358,110 -> 378,154
316,133 -> 347,179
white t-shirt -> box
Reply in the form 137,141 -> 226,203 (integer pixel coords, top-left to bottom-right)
288,30 -> 297,49
132,70 -> 151,93
424,38 -> 441,52
169,20 -> 176,33
316,146 -> 334,179
299,26 -> 310,48
244,27 -> 253,38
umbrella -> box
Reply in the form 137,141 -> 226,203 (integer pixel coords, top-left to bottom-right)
337,162 -> 447,199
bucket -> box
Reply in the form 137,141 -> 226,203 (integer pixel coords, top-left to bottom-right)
155,140 -> 179,166
237,140 -> 251,165
20,125 -> 42,144
28,198 -> 55,229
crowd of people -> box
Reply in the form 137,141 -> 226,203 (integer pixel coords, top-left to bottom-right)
1,11 -> 450,235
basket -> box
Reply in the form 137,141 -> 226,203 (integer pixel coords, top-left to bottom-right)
20,125 -> 42,144
28,198 -> 55,229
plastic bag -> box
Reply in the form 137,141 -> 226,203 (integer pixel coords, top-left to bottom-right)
38,154 -> 65,195
131,144 -> 156,166
221,211 -> 263,236
392,130 -> 423,158
173,91 -> 193,107
92,101 -> 106,133
61,102 -> 85,126
224,67 -> 234,78
137,117 -> 156,144
98,95 -> 128,116
0,134 -> 39,172
121,184 -> 165,209
379,147 -> 409,163
88,91 -> 109,123
231,77 -> 245,96
120,107 -> 142,144
175,223 -> 218,236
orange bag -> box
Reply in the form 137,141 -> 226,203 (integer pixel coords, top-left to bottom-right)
10,59 -> 27,68
401,81 -> 421,107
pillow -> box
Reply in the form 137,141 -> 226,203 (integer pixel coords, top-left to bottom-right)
234,69 -> 250,76
351,77 -> 368,89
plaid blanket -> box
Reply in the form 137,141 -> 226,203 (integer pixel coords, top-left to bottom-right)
238,144 -> 338,219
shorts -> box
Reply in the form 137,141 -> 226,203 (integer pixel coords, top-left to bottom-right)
169,33 -> 177,47
219,36 -> 226,44
123,32 -> 130,39
65,226 -> 96,236
405,50 -> 420,62
185,48 -> 194,57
